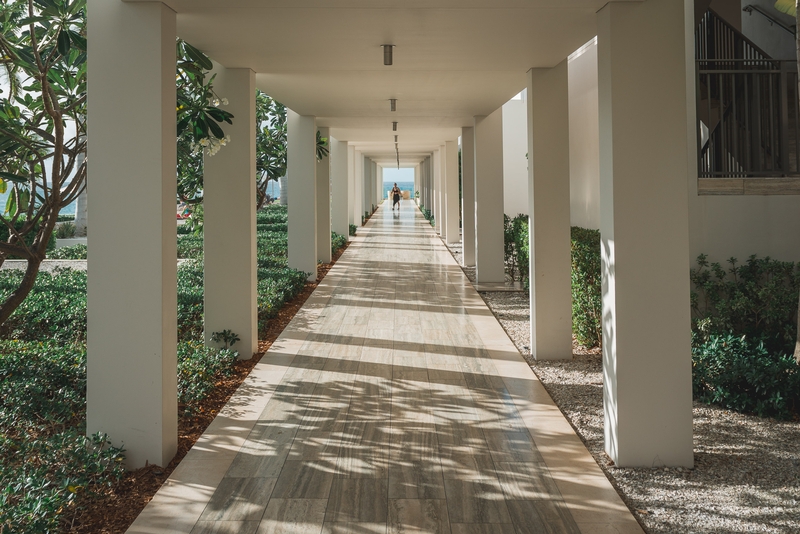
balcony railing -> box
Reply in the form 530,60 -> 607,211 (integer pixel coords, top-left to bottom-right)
696,10 -> 800,178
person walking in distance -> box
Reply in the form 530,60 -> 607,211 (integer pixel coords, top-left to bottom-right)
391,183 -> 401,211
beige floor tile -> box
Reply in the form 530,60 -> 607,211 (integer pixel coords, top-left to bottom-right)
442,479 -> 511,524
387,499 -> 450,534
325,478 -> 389,523
270,461 -> 335,500
191,521 -> 260,534
198,477 -> 276,521
257,499 -> 327,534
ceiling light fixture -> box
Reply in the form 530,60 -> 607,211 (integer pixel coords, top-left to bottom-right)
392,122 -> 398,131
390,99 -> 397,112
383,45 -> 394,66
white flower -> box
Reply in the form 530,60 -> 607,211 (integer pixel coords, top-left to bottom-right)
221,98 -> 229,106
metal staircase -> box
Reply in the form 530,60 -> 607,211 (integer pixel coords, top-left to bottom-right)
696,9 -> 800,177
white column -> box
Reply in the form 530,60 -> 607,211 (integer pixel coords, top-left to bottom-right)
444,140 -> 460,244
316,127 -> 331,263
462,127 -> 476,266
347,144 -> 356,231
87,0 -> 177,469
598,0 -> 693,467
527,62 -> 572,361
414,164 -> 420,204
204,67 -> 257,358
434,149 -> 443,234
287,110 -> 317,281
375,162 -> 381,207
331,138 -> 349,240
474,110 -> 505,283
375,163 -> 382,206
354,150 -> 364,225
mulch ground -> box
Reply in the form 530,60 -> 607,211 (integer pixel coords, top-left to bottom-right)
65,244 -> 349,534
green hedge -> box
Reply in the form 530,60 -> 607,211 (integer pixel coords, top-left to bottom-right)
691,254 -> 799,355
692,334 -> 800,419
571,227 -> 602,348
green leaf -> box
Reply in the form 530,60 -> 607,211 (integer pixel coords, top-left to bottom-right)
0,180 -> 7,195
774,0 -> 796,17
18,189 -> 30,212
181,41 -> 213,71
206,117 -> 225,139
5,191 -> 16,216
0,172 -> 27,184
57,29 -> 71,56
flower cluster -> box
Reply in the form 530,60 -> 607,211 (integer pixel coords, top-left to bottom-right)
210,97 -> 229,107
190,134 -> 231,156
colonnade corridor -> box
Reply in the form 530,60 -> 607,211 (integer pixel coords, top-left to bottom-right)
128,200 -> 641,534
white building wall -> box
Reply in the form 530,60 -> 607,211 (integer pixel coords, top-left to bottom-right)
567,35 -> 800,265
568,39 -> 601,230
502,95 -> 529,217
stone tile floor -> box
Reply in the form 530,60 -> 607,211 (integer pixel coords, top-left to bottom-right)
127,201 -> 642,534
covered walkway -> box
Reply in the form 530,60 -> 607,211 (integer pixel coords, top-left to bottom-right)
128,201 -> 641,534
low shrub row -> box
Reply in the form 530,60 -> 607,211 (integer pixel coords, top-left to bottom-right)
420,206 -> 434,227
48,243 -> 87,260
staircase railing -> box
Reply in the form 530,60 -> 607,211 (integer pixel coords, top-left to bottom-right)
696,9 -> 800,177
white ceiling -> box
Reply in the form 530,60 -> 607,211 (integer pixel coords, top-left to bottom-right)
128,0 -> 605,165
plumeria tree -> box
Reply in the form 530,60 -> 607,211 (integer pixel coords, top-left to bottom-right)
176,38 -> 233,204
0,0 -> 87,325
0,2 -> 234,327
255,91 -> 287,209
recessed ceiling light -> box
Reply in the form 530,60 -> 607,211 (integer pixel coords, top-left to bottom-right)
383,45 -> 394,66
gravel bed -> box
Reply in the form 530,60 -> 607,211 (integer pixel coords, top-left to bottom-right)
446,240 -> 800,534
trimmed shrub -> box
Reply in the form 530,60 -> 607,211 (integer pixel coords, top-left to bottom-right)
177,234 -> 204,260
690,254 -> 799,355
331,231 -> 347,257
55,221 -> 76,239
0,268 -> 87,342
692,333 -> 800,419
177,341 -> 238,414
349,224 -> 357,237
571,227 -> 602,348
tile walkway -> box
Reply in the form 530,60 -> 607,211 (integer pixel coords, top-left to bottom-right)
127,201 -> 643,534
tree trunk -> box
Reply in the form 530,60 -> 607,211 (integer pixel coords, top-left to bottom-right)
0,255 -> 43,326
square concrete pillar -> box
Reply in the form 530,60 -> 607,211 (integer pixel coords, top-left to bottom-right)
598,0 -> 694,467
414,164 -> 420,204
461,128 -> 476,266
204,67 -> 258,358
86,0 -> 177,469
474,110 -> 505,283
376,163 -> 382,207
434,149 -> 443,234
331,138 -> 349,241
444,140 -> 460,244
316,127 -> 332,263
287,111 -> 317,281
527,61 -> 572,361
347,144 -> 356,229
354,150 -> 363,225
